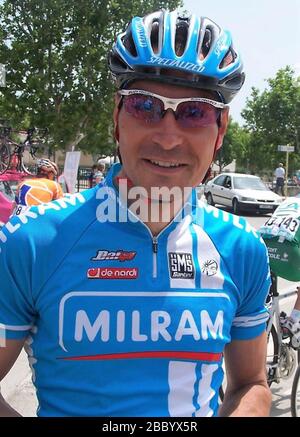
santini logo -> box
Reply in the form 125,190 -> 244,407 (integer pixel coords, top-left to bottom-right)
169,252 -> 194,279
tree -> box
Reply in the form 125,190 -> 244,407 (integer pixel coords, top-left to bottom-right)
0,0 -> 182,156
214,117 -> 250,173
241,67 -> 300,175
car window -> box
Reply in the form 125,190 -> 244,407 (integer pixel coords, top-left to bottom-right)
233,176 -> 267,191
213,175 -> 226,186
223,176 -> 232,188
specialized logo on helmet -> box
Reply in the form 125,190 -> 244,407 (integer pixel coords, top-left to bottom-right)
148,56 -> 205,73
201,260 -> 218,276
91,249 -> 136,262
135,18 -> 148,48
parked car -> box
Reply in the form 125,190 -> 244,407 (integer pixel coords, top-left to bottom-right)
204,173 -> 282,215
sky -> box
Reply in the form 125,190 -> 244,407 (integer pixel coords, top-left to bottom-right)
183,0 -> 300,124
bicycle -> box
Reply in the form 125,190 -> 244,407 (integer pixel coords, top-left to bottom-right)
0,125 -> 48,175
219,272 -> 300,406
291,361 -> 300,416
266,272 -> 300,389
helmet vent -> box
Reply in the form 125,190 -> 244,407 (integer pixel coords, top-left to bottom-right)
150,20 -> 160,54
121,26 -> 137,57
220,48 -> 236,69
110,54 -> 129,72
175,19 -> 189,57
199,27 -> 212,60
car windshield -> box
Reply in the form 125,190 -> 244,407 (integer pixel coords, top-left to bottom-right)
233,177 -> 267,191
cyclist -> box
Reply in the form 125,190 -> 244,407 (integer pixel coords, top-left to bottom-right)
0,10 -> 271,417
259,194 -> 300,349
12,158 -> 63,214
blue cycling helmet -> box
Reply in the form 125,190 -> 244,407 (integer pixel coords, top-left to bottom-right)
108,10 -> 245,103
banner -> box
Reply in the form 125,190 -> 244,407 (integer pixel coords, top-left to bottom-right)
62,151 -> 81,194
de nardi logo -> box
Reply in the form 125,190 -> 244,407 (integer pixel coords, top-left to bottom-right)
168,252 -> 194,279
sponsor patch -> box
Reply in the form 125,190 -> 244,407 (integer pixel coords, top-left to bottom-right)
201,260 -> 218,276
91,250 -> 136,262
87,267 -> 138,279
168,252 -> 194,279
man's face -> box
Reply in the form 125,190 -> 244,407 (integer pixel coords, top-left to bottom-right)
114,80 -> 229,195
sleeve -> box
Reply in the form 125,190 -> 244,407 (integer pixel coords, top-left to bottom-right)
230,237 -> 271,341
0,220 -> 36,341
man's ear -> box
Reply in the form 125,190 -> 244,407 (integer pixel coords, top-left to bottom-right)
214,108 -> 229,153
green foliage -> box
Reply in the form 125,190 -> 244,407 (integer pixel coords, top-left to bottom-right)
0,0 -> 182,156
214,117 -> 249,172
241,67 -> 300,175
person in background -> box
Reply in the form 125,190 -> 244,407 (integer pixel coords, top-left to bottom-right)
12,158 -> 63,215
274,162 -> 285,196
88,164 -> 97,188
94,162 -> 105,184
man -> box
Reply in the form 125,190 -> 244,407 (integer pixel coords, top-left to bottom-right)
0,10 -> 271,417
274,162 -> 285,196
12,158 -> 63,215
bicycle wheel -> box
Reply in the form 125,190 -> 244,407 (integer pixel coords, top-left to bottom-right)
291,363 -> 300,417
266,324 -> 279,386
0,142 -> 10,174
21,149 -> 37,175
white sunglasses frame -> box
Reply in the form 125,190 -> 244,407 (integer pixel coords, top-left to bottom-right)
118,89 -> 227,112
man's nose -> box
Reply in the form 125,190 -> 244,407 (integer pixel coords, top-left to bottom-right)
151,110 -> 185,150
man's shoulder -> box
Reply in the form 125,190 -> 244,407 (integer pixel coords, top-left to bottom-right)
194,200 -> 264,249
0,188 -> 98,249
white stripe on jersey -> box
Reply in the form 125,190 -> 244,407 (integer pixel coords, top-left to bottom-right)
168,361 -> 219,417
168,361 -> 197,416
196,363 -> 218,417
233,312 -> 269,327
0,323 -> 32,331
192,224 -> 225,290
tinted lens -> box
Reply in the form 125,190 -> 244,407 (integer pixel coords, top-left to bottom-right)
123,94 -> 164,122
176,101 -> 220,128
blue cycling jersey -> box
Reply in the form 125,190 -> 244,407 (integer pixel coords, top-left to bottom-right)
0,163 -> 270,417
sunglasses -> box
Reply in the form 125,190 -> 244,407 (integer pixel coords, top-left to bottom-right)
118,89 -> 227,128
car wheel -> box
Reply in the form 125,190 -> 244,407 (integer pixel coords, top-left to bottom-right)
232,198 -> 240,215
206,192 -> 214,206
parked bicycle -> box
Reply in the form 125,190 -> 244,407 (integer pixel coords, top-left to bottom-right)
266,273 -> 300,390
219,272 -> 300,410
0,125 -> 48,175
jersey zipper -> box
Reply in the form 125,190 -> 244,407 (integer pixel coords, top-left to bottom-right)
152,236 -> 158,279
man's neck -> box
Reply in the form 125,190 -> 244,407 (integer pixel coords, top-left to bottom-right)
113,174 -> 191,236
